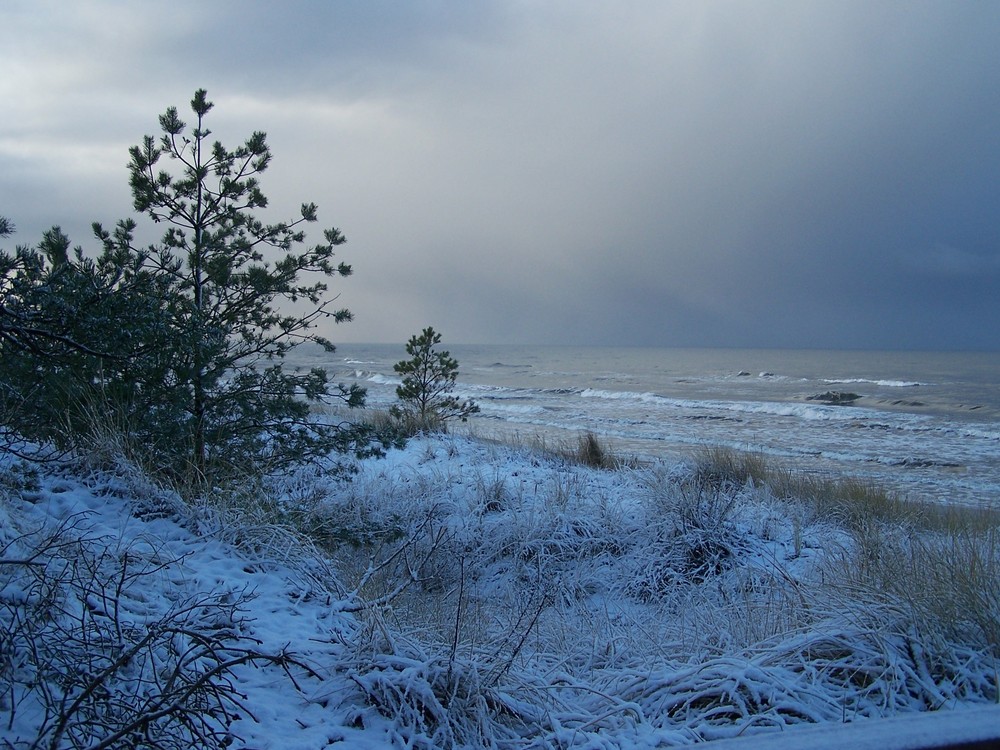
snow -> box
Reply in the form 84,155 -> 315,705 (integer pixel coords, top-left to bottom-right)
0,466 -> 364,748
700,703 -> 1000,749
2,434 -> 997,749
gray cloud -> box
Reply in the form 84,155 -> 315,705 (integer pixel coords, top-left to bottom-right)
2,0 -> 999,349
906,246 -> 1000,278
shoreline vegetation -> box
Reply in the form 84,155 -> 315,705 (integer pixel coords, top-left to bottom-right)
357,400 -> 1000,531
5,414 -> 997,748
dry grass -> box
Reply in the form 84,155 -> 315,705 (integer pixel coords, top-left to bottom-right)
693,446 -> 1000,654
529,430 -> 640,470
692,445 -> 1000,534
574,431 -> 613,469
693,445 -> 773,489
343,405 -> 446,439
824,524 -> 1000,651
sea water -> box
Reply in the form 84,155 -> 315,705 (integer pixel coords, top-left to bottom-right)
297,344 -> 1000,508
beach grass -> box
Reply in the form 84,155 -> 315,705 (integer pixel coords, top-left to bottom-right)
692,444 -> 1000,533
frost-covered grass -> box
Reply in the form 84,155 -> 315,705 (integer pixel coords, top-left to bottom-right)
2,433 -> 998,748
315,437 -> 1000,745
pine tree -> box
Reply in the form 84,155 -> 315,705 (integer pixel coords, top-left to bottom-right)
2,93 -> 379,482
392,327 -> 479,430
94,88 -> 370,480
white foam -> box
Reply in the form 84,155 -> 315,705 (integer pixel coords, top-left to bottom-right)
367,373 -> 402,386
579,388 -> 876,421
480,402 -> 545,416
823,378 -> 924,388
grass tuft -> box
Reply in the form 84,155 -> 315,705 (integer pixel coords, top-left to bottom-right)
576,431 -> 610,469
693,445 -> 772,489
540,431 -> 638,470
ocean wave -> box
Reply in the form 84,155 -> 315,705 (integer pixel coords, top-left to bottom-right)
472,362 -> 534,372
823,378 -> 924,388
466,384 -> 521,395
339,369 -> 378,380
579,388 -> 875,421
469,384 -> 584,398
840,419 -> 999,443
367,373 -> 402,386
885,457 -> 966,469
579,388 -> 670,405
930,424 -> 1000,442
479,402 -> 546,416
960,426 -> 1000,441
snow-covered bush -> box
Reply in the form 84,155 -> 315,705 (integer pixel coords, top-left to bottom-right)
626,469 -> 747,602
0,506 -> 314,749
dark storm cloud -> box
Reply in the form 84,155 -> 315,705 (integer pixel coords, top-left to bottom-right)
2,1 -> 998,349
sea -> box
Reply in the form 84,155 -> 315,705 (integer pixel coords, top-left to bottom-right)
294,344 -> 1000,508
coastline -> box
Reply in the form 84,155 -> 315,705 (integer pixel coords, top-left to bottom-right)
326,343 -> 1000,508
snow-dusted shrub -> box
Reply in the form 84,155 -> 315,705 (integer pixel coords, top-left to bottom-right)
626,470 -> 747,602
0,513 -> 313,749
602,626 -> 933,742
341,635 -> 541,750
254,434 -> 1000,747
0,458 -> 39,496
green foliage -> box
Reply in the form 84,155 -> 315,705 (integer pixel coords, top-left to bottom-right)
391,327 -> 479,431
0,225 -> 181,462
0,91 -> 379,484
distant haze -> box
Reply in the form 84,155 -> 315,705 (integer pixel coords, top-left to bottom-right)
3,1 -> 999,350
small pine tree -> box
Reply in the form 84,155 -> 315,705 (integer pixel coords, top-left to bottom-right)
392,327 -> 479,430
99,88 -> 372,481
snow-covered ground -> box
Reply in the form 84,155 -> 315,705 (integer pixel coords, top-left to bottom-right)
2,434 -> 998,748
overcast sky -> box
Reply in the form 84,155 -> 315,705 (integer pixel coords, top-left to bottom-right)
3,1 -> 999,350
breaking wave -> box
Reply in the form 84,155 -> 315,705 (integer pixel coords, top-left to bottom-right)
823,378 -> 924,388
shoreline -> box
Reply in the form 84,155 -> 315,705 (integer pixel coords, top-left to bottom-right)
327,343 -> 1000,509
